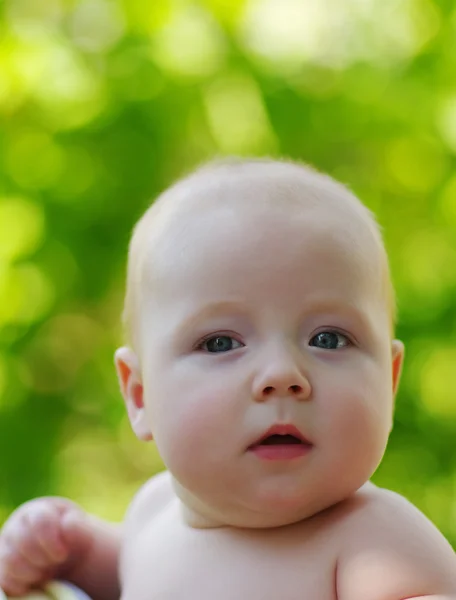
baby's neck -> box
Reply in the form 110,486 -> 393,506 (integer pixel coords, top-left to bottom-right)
179,501 -> 227,529
171,477 -> 377,531
169,477 -> 226,528
171,478 -> 310,530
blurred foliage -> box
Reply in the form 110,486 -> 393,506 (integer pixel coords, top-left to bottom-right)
0,0 -> 455,547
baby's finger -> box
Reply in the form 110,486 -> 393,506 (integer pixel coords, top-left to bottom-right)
24,506 -> 68,563
0,575 -> 31,597
0,539 -> 43,583
6,515 -> 53,570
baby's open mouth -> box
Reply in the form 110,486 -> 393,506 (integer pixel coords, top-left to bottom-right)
248,425 -> 313,460
258,433 -> 304,446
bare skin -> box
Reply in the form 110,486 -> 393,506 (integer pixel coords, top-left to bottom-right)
1,160 -> 455,600
120,472 -> 456,600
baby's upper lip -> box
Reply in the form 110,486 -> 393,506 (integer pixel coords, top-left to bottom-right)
248,424 -> 312,448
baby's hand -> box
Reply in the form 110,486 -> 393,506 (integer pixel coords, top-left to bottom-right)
0,497 -> 92,597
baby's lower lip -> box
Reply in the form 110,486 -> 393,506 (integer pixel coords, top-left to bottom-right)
249,443 -> 313,461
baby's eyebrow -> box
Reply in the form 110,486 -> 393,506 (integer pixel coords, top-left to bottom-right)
177,301 -> 248,331
303,298 -> 371,321
303,299 -> 364,317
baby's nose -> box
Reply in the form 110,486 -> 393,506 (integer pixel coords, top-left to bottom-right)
252,358 -> 312,402
263,383 -> 307,397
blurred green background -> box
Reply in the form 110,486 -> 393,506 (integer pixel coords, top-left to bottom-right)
0,0 -> 455,546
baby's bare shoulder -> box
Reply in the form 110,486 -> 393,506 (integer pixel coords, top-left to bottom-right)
124,470 -> 175,533
120,471 -> 175,585
336,484 -> 456,600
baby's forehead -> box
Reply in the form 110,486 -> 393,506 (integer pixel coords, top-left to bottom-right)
139,162 -> 379,266
132,167 -> 387,317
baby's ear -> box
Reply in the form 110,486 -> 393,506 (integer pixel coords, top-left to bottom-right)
114,347 -> 153,441
391,339 -> 404,396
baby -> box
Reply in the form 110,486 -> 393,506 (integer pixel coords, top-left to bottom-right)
1,158 -> 455,600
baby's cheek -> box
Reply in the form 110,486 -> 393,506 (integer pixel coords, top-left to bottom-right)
157,385 -> 237,471
345,400 -> 390,472
321,380 -> 391,461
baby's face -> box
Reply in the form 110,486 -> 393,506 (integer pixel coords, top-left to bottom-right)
125,176 -> 403,528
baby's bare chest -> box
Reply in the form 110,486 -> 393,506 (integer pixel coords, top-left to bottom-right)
121,517 -> 338,600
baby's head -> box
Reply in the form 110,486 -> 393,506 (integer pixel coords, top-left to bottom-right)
116,158 -> 404,528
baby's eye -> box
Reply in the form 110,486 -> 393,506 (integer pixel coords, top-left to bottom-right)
309,331 -> 350,350
199,335 -> 244,353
